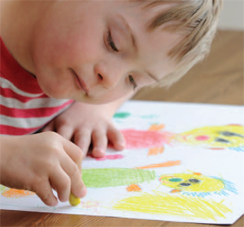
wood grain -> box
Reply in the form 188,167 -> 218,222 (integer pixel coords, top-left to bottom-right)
1,30 -> 243,227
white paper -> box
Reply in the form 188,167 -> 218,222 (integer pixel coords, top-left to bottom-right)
1,101 -> 244,224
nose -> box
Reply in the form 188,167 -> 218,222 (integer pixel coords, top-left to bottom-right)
94,62 -> 125,89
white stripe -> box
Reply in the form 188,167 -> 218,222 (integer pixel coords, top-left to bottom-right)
0,103 -> 72,129
1,77 -> 43,98
0,95 -> 71,109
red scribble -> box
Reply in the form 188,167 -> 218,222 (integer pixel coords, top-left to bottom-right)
88,154 -> 124,161
195,135 -> 210,141
121,129 -> 173,149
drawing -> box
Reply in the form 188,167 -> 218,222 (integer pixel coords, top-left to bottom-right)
82,160 -> 180,189
122,124 -> 244,152
178,124 -> 244,151
0,160 -> 180,198
159,172 -> 238,197
87,154 -> 124,161
121,124 -> 174,156
113,191 -> 232,221
1,101 -> 243,224
0,186 -> 35,198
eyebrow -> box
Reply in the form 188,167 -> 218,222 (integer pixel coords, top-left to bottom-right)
119,15 -> 160,83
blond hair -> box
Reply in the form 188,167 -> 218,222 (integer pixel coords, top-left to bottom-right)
143,0 -> 223,87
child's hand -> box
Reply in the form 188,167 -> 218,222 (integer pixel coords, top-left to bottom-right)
42,102 -> 125,158
0,132 -> 86,206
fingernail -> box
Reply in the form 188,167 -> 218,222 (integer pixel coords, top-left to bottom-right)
117,142 -> 126,150
94,148 -> 105,155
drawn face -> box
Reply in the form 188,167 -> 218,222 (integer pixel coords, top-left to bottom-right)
159,173 -> 225,193
179,125 -> 244,148
30,1 -> 181,104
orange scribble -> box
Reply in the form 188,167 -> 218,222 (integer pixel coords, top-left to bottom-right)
193,172 -> 202,175
148,147 -> 164,156
126,184 -> 142,192
171,189 -> 181,193
2,188 -> 35,198
148,124 -> 165,131
136,160 -> 181,169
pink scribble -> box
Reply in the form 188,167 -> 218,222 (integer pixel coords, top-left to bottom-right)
121,129 -> 173,149
195,135 -> 210,141
88,154 -> 124,161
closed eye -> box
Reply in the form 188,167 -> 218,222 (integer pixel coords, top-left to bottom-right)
106,30 -> 119,52
129,75 -> 137,90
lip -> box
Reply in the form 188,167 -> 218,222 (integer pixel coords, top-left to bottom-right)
71,69 -> 89,95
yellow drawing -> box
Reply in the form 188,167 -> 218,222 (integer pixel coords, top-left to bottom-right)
113,191 -> 232,221
159,172 -> 237,196
178,125 -> 244,149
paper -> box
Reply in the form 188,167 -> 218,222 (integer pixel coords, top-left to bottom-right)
1,101 -> 244,224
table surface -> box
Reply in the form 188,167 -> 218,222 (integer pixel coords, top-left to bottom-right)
1,30 -> 243,227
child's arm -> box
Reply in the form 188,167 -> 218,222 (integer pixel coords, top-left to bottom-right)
42,95 -> 132,158
0,132 -> 87,206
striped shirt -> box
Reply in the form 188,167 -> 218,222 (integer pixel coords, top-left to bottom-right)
0,37 -> 74,135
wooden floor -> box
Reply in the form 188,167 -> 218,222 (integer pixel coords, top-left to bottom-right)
1,30 -> 243,227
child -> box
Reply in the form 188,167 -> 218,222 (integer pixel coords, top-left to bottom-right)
0,0 -> 222,206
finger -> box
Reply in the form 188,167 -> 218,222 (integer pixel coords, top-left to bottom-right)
62,138 -> 83,169
73,129 -> 92,158
56,125 -> 74,141
60,153 -> 87,199
49,166 -> 71,202
107,126 -> 126,151
33,180 -> 58,206
91,129 -> 108,158
42,121 -> 55,132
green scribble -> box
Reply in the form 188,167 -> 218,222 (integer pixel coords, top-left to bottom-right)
82,168 -> 156,188
113,112 -> 131,119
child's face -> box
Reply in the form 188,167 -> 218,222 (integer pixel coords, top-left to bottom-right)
31,1 -> 181,104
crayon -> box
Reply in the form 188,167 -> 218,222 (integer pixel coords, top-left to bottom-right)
69,193 -> 80,206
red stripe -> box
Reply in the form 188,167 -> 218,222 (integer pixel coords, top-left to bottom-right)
1,37 -> 43,94
0,124 -> 42,135
0,100 -> 73,118
0,87 -> 48,103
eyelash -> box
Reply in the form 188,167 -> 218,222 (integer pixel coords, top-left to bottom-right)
129,75 -> 137,90
107,30 -> 119,52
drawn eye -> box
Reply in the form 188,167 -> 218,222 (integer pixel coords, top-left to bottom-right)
179,182 -> 191,187
188,178 -> 200,183
169,178 -> 182,182
219,131 -> 244,138
215,138 -> 231,143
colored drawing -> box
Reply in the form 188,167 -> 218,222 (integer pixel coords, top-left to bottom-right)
88,154 -> 124,161
82,168 -> 156,188
122,124 -> 244,152
113,112 -> 131,119
121,126 -> 173,149
0,101 -> 243,224
113,191 -> 232,221
0,186 -> 35,198
178,125 -> 244,150
135,160 -> 181,169
159,172 -> 237,197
